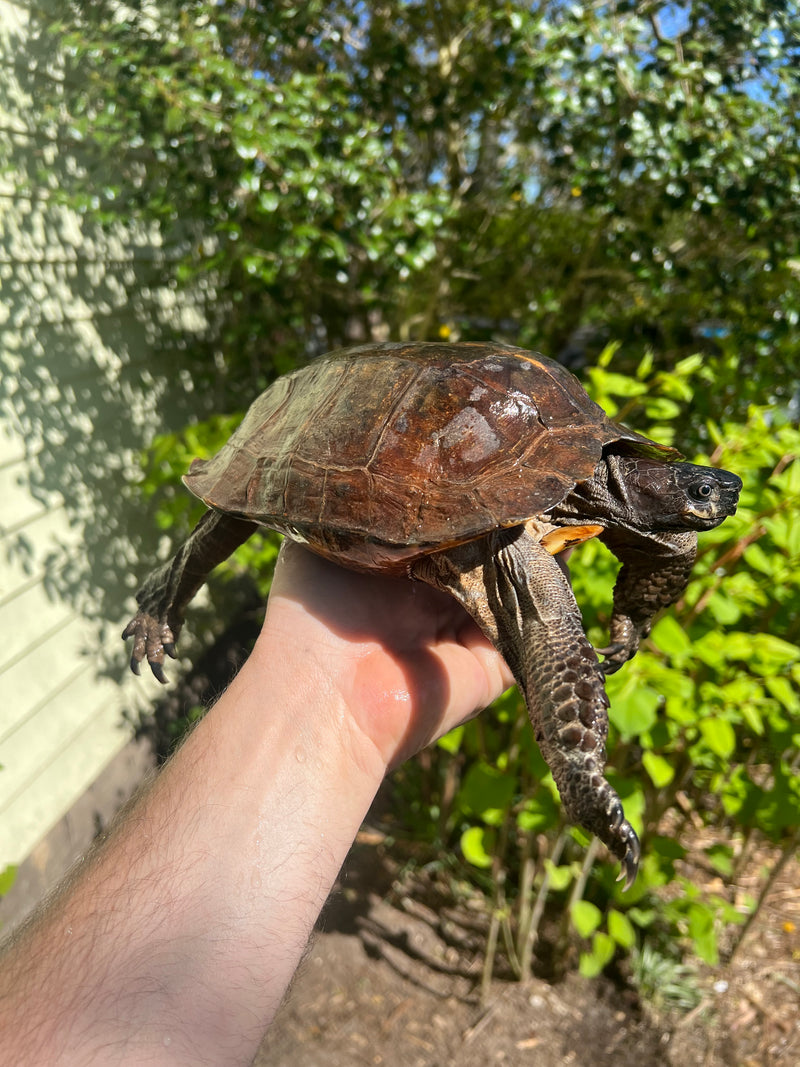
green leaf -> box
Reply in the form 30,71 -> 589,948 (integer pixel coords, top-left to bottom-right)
543,860 -> 575,892
687,903 -> 718,965
643,397 -> 682,421
608,909 -> 637,949
437,725 -> 464,754
699,718 -> 737,759
752,634 -> 800,672
769,458 -> 800,498
650,616 -> 692,660
739,701 -> 765,736
597,342 -> 622,368
579,932 -> 616,977
765,676 -> 800,713
705,844 -> 734,877
706,592 -> 742,626
571,899 -> 603,938
458,762 -> 516,820
164,106 -> 184,133
650,835 -> 687,861
460,826 -> 495,869
587,369 -> 648,398
719,676 -> 763,706
636,351 -> 654,379
744,542 -> 776,576
627,905 -> 657,928
608,679 -> 660,739
674,354 -> 705,376
516,790 -> 559,833
642,751 -> 675,788
516,808 -> 554,833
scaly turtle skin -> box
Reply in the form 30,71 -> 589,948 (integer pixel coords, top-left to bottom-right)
123,342 -> 742,886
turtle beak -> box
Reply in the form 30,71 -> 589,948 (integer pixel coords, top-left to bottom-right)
716,469 -> 743,516
701,469 -> 742,525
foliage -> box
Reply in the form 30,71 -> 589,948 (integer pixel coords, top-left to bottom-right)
27,1 -> 800,412
390,350 -> 800,981
629,941 -> 702,1015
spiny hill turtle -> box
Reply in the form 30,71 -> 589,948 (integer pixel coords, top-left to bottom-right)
124,342 -> 741,885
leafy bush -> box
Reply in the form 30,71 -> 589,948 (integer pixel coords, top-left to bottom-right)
28,2 -> 800,403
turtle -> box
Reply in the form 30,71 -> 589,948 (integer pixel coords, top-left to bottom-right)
123,341 -> 742,886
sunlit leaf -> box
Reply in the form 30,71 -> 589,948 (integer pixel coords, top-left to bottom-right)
642,751 -> 675,788
460,826 -> 495,869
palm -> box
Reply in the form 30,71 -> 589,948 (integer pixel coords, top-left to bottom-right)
264,542 -> 513,766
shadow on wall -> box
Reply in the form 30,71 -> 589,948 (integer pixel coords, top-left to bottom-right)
0,8 -> 226,678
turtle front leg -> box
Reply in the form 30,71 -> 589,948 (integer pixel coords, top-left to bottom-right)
597,530 -> 697,675
414,525 -> 640,888
122,510 -> 258,681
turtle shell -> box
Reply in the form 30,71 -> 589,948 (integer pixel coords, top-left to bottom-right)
183,342 -> 680,573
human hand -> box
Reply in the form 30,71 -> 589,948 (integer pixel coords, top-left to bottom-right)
254,540 -> 514,769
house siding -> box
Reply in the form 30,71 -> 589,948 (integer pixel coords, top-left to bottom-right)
0,1 -> 213,869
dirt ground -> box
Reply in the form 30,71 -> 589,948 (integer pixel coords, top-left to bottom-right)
257,835 -> 800,1067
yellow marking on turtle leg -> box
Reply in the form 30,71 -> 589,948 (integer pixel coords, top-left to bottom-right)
539,524 -> 605,556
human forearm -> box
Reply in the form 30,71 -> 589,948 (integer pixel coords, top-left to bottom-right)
0,543 -> 510,1065
0,619 -> 384,1066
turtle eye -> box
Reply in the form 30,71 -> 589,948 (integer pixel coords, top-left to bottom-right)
691,481 -> 714,501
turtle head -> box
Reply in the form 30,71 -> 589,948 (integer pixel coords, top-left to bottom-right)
613,457 -> 742,531
672,462 -> 742,528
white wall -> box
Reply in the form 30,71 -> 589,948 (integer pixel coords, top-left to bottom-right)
0,0 -> 213,869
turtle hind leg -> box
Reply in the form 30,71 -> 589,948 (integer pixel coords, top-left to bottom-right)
414,525 -> 640,888
123,510 -> 258,682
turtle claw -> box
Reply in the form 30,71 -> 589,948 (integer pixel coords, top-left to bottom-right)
617,836 -> 641,892
595,641 -> 630,675
122,612 -> 176,683
595,641 -> 624,656
611,820 -> 641,891
150,659 -> 168,685
589,790 -> 640,890
599,659 -> 623,676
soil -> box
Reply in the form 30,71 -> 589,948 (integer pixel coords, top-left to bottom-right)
256,834 -> 800,1067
